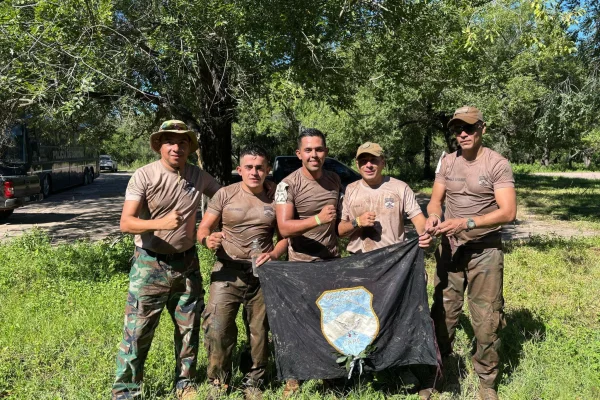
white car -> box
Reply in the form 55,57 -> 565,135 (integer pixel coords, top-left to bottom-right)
100,155 -> 118,172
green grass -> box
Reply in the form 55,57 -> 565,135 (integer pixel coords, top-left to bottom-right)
514,174 -> 600,230
1,230 -> 599,399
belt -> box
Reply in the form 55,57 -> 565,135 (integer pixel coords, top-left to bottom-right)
217,258 -> 252,269
136,246 -> 197,262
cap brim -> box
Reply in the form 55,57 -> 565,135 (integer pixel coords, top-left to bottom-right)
448,116 -> 480,127
356,150 -> 383,159
150,130 -> 199,153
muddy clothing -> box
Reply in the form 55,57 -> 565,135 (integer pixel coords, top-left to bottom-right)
341,177 -> 422,254
112,247 -> 203,399
125,160 -> 220,254
206,182 -> 276,261
435,147 -> 514,248
275,168 -> 341,261
431,147 -> 513,389
203,183 -> 276,386
430,238 -> 505,388
203,259 -> 269,386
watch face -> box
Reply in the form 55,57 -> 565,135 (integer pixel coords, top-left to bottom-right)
467,219 -> 476,229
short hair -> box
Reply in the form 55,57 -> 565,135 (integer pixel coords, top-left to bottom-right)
240,145 -> 269,163
297,128 -> 326,149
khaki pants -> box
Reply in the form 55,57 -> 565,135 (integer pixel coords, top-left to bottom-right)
202,259 -> 269,386
430,239 -> 506,389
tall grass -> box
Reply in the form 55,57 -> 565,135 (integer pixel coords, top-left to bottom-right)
0,231 -> 599,399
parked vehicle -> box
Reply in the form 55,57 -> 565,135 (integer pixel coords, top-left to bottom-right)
271,156 -> 361,189
231,156 -> 361,189
0,129 -> 43,219
8,122 -> 99,198
100,155 -> 118,172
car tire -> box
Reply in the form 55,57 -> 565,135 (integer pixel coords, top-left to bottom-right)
42,175 -> 51,198
0,209 -> 14,220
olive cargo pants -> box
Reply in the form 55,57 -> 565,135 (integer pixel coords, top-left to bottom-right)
112,247 -> 203,399
430,239 -> 506,389
202,259 -> 269,387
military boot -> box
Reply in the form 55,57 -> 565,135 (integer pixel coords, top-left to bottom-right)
479,387 -> 499,400
176,386 -> 198,400
281,379 -> 300,399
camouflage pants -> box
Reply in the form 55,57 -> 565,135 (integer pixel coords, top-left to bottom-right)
111,247 -> 203,399
202,259 -> 269,387
430,239 -> 506,389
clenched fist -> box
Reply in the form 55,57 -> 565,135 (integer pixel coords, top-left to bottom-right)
205,232 -> 226,251
358,212 -> 376,227
317,205 -> 337,224
161,210 -> 184,230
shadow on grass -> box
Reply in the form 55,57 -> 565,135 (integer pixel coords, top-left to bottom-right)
515,174 -> 600,222
502,234 -> 594,254
437,308 -> 545,394
500,308 -> 546,380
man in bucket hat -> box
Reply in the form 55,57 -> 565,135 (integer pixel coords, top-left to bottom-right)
426,106 -> 516,400
111,120 -> 220,400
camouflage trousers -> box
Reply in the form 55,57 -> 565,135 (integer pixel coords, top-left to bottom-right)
430,238 -> 506,389
111,247 -> 203,399
202,259 -> 269,387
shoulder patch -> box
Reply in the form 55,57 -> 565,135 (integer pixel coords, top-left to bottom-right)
275,182 -> 289,204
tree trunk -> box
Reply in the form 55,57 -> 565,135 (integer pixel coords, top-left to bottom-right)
541,141 -> 550,167
423,126 -> 434,180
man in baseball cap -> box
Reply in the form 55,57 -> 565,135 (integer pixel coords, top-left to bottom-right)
426,106 -> 516,400
338,141 -> 434,398
112,119 -> 219,400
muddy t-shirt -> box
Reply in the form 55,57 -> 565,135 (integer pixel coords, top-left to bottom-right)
435,147 -> 514,245
125,160 -> 220,254
275,168 -> 341,261
206,182 -> 276,261
341,177 -> 422,254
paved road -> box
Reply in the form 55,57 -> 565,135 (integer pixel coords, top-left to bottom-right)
0,172 -> 131,243
1,172 -> 597,244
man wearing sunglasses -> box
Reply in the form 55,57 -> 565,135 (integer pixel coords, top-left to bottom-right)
425,106 -> 516,400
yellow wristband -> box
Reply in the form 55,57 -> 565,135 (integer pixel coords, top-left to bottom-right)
315,215 -> 322,226
430,213 -> 442,221
356,217 -> 361,227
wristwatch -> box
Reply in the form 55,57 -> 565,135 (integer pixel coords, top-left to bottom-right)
466,218 -> 476,231
351,218 -> 359,229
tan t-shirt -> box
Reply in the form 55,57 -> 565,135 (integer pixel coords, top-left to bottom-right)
275,168 -> 341,261
435,147 -> 514,245
341,177 -> 422,254
206,182 -> 276,261
125,160 -> 220,254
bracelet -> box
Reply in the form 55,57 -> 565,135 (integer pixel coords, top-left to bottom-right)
200,235 -> 208,247
429,213 -> 442,221
356,217 -> 362,227
315,215 -> 322,226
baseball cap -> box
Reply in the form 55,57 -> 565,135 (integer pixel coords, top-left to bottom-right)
356,142 -> 384,159
448,106 -> 484,127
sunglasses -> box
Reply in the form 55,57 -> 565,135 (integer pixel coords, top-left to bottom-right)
450,123 -> 481,135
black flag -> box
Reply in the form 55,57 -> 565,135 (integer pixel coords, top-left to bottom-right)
257,239 -> 438,381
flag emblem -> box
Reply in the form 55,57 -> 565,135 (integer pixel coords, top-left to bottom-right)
316,287 -> 379,356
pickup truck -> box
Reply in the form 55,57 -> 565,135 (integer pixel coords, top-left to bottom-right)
231,156 -> 361,189
0,164 -> 43,219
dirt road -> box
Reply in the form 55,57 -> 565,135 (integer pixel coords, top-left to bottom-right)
0,172 -> 131,243
532,171 -> 600,180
